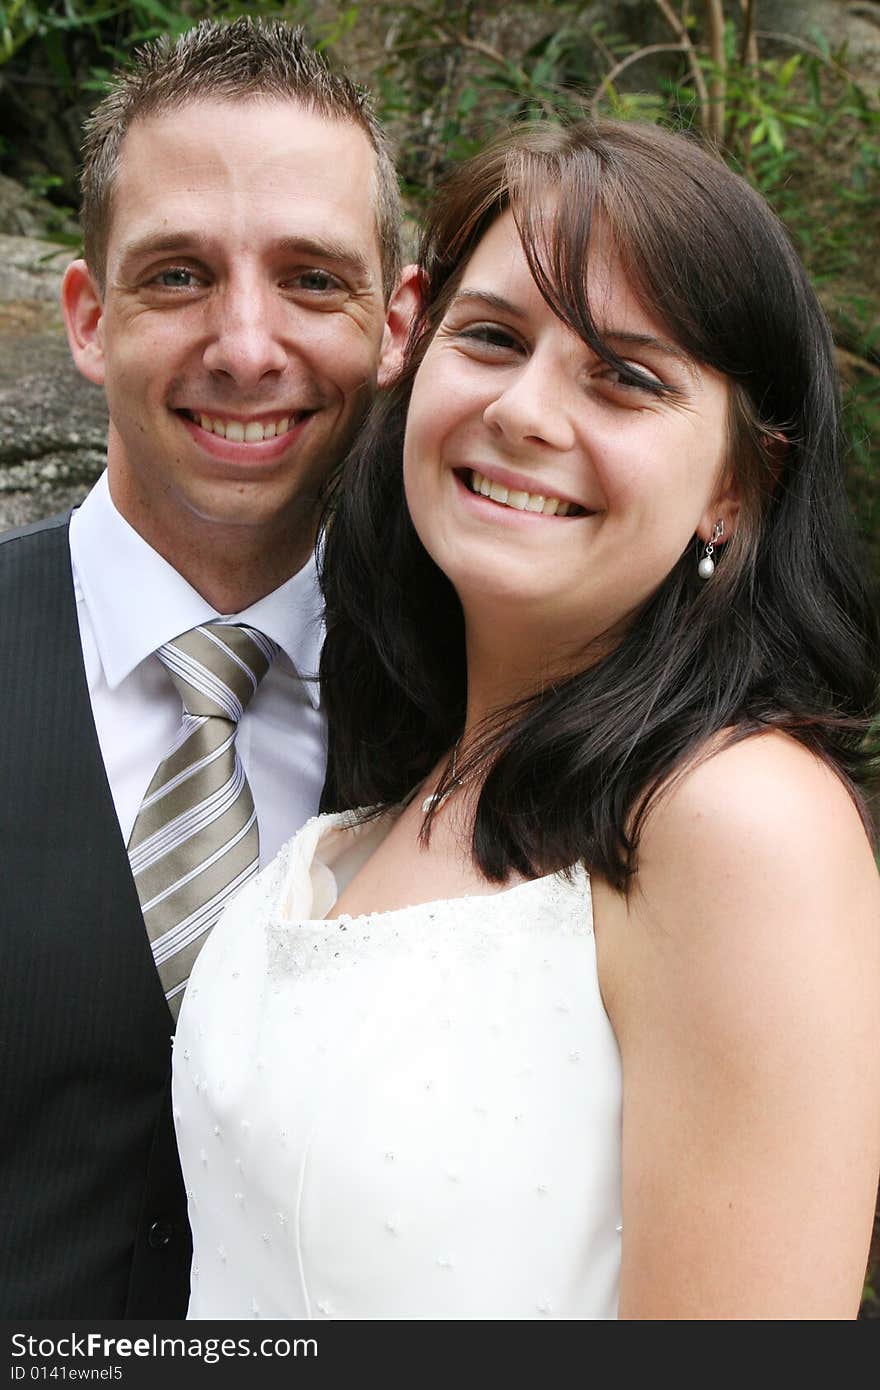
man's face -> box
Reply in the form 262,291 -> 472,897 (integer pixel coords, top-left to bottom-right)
65,97 -> 399,570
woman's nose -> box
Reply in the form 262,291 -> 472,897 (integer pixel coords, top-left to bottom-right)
482,355 -> 577,453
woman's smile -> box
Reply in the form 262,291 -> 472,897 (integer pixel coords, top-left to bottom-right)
455,465 -> 594,519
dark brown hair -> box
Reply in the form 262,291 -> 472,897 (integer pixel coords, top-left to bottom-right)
79,16 -> 402,298
320,120 -> 879,888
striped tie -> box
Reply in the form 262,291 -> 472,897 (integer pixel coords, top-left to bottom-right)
128,623 -> 278,1022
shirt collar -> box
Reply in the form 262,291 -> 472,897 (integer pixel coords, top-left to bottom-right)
69,472 -> 324,708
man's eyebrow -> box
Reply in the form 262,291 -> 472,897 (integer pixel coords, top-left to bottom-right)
273,235 -> 373,280
115,231 -> 373,280
116,231 -> 210,268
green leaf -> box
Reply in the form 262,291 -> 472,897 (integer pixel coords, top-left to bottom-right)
457,85 -> 479,115
778,54 -> 801,89
766,116 -> 785,155
130,0 -> 189,27
808,26 -> 832,60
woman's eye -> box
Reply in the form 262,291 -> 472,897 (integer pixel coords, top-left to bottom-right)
457,323 -> 522,352
599,361 -> 665,393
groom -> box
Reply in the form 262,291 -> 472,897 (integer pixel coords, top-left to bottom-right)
0,18 -> 414,1318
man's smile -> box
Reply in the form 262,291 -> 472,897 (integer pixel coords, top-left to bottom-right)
176,409 -> 314,443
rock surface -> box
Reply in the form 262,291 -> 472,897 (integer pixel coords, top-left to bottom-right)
0,233 -> 107,532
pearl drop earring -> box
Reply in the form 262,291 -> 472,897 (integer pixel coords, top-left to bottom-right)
698,520 -> 724,580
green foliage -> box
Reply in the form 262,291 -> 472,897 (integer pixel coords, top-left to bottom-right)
333,1 -> 605,201
0,0 -> 283,79
0,0 -> 876,582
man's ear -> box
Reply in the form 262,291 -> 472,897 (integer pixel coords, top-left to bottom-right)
61,259 -> 106,387
377,264 -> 423,388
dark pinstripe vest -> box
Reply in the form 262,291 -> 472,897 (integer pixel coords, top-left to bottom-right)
0,514 -> 191,1317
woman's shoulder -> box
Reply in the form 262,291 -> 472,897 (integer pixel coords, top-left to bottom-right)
641,729 -> 876,895
596,729 -> 879,1027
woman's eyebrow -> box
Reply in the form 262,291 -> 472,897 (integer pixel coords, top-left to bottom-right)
449,289 -> 528,318
448,293 -> 699,380
600,330 -> 696,372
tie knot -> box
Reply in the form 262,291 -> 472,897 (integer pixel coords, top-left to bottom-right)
157,624 -> 278,721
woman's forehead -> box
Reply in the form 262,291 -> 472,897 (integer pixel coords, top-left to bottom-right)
458,210 -> 664,337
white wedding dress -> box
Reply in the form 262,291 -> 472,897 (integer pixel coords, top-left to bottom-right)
172,810 -> 623,1320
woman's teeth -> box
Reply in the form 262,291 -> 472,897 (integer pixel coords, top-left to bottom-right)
195,414 -> 291,442
468,469 -> 581,516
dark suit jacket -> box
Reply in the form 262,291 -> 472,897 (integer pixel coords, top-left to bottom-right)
0,514 -> 191,1317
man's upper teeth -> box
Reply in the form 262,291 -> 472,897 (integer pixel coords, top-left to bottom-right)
197,414 -> 291,441
471,470 -> 574,516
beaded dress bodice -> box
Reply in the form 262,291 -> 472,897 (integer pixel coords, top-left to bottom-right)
173,811 -> 623,1320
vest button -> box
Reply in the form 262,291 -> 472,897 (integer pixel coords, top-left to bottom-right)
148,1219 -> 173,1249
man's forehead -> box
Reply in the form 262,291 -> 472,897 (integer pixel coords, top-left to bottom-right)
119,92 -> 373,159
107,96 -> 381,264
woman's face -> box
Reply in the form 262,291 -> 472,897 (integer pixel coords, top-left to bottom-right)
403,210 -> 737,660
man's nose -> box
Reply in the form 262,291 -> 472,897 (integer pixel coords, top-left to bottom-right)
482,353 -> 578,453
202,281 -> 288,385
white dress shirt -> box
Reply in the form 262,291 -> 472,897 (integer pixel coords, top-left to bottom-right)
68,472 -> 327,865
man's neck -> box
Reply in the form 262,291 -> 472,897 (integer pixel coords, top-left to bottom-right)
107,478 -> 317,612
151,529 -> 314,612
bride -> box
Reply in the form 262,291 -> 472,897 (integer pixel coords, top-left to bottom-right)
172,119 -> 880,1320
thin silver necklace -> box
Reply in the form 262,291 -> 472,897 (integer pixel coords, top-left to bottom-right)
421,737 -> 467,814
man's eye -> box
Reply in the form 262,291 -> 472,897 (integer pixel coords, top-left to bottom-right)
291,269 -> 344,293
152,267 -> 201,289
